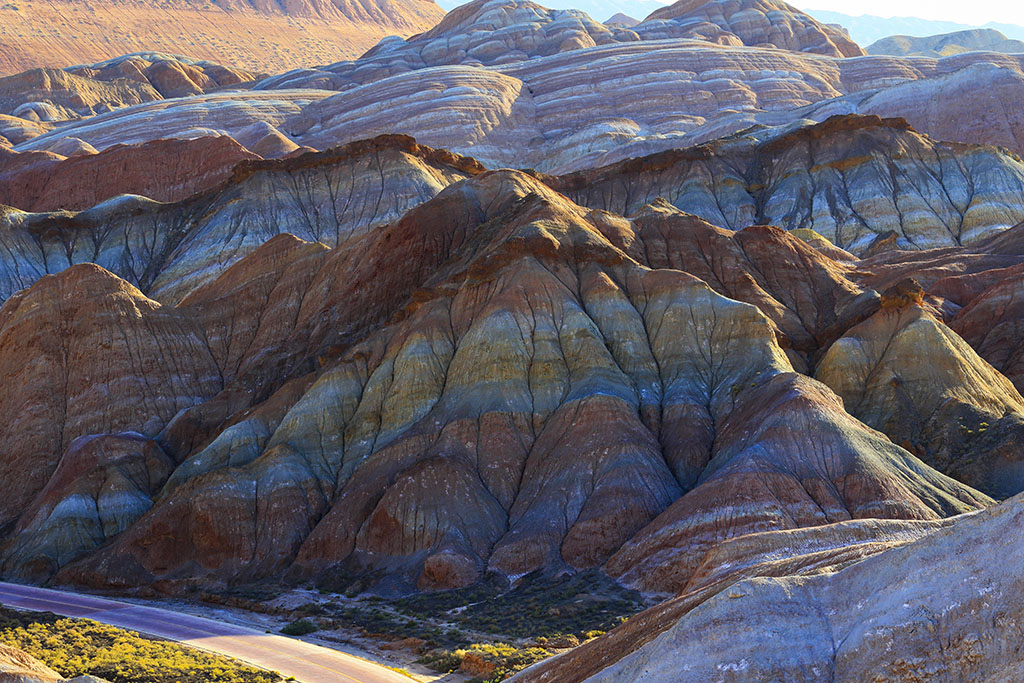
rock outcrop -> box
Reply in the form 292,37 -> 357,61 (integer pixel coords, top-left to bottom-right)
0,56 -> 262,123
0,5 -> 1022,682
0,135 -> 483,305
546,115 -> 1024,254
0,644 -> 65,683
0,264 -> 221,541
602,372 -> 989,594
8,4 -> 1023,177
514,494 -> 1024,682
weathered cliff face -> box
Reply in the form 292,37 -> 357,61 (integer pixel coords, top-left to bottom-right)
0,433 -> 175,582
1,4 -> 1023,679
0,135 -> 482,305
515,495 -> 1024,683
0,122 -> 1020,636
601,371 -> 990,594
3,117 -> 1023,322
950,270 -> 1024,394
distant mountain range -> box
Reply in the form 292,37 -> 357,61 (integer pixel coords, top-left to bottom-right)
802,8 -> 1024,46
867,28 -> 1024,57
0,0 -> 443,75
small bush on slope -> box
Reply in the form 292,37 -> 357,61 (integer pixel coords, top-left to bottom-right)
280,619 -> 319,636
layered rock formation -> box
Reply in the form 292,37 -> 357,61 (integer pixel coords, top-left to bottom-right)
546,115 -> 1024,254
636,0 -> 864,57
4,116 -> 1021,318
13,89 -> 335,155
515,494 -> 1024,682
2,7 -> 1024,679
0,0 -> 443,76
0,167 -> 1000,599
263,0 -> 861,95
4,0 -> 1022,179
0,55 -> 261,123
815,280 -> 1024,498
0,136 -> 259,212
0,264 -> 221,549
0,135 -> 482,304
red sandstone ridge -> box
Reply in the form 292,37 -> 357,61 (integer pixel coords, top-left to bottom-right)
0,136 -> 259,212
0,0 -> 444,76
0,264 -> 221,538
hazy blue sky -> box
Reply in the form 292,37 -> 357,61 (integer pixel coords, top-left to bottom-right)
792,0 -> 1023,26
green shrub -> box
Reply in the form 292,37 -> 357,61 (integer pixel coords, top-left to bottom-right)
419,642 -> 550,681
280,619 -> 319,636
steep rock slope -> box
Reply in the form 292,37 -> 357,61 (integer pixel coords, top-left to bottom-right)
815,280 -> 1024,498
0,0 -> 444,77
0,265 -> 221,541
0,171 -> 975,595
516,494 -> 1024,682
3,120 -> 1024,317
950,270 -> 1024,394
1,433 -> 175,581
594,200 -> 874,365
601,371 -> 989,594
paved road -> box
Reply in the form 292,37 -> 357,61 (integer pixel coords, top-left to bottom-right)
0,582 -> 411,683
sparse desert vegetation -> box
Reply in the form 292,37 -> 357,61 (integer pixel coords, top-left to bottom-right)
0,606 -> 281,683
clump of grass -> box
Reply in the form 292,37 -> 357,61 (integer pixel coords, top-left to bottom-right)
0,606 -> 280,683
